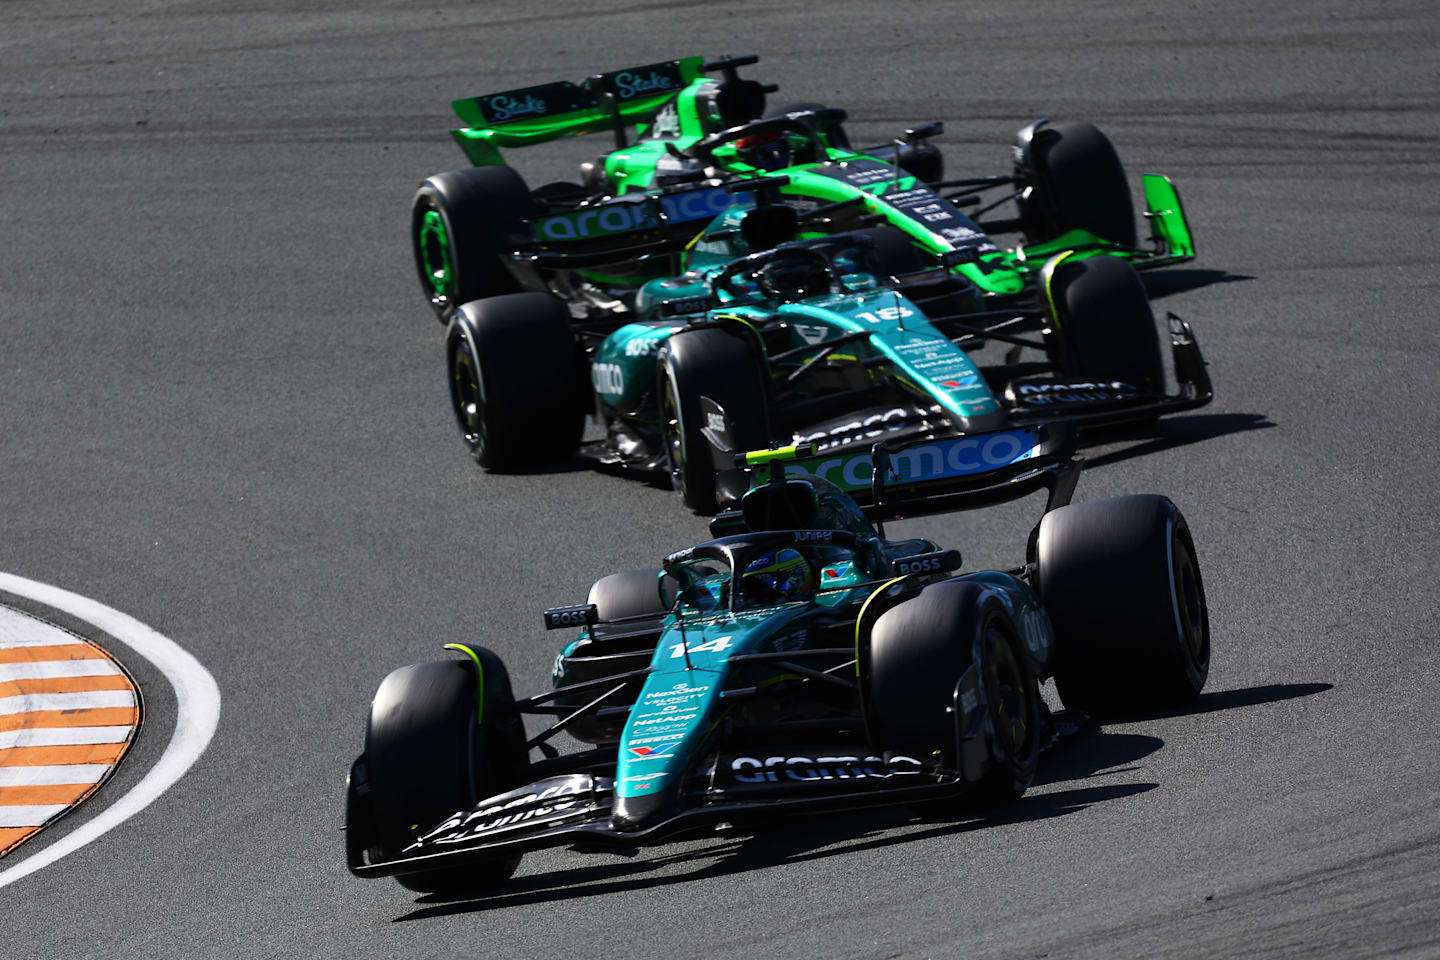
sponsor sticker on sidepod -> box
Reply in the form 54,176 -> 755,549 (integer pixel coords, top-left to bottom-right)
782,428 -> 1039,492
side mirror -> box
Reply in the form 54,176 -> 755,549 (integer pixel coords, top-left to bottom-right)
904,122 -> 944,142
543,604 -> 598,630
890,549 -> 963,577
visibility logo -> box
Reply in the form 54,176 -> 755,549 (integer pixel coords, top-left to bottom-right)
628,742 -> 679,760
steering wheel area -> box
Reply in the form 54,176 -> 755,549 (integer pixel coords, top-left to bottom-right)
712,245 -> 836,304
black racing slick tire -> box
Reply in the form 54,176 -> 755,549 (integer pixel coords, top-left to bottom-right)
447,293 -> 584,469
587,568 -> 675,643
657,326 -> 770,514
1034,495 -> 1210,716
362,653 -> 529,893
868,580 -> 1041,806
1018,121 -> 1136,250
412,166 -> 534,322
1050,256 -> 1165,394
551,569 -> 676,745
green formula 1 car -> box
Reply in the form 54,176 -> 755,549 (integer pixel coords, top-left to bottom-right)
346,433 -> 1211,894
416,55 -> 1205,509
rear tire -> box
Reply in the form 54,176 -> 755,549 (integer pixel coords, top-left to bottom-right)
657,327 -> 770,513
868,580 -> 1041,806
1035,495 -> 1210,716
1018,121 -> 1136,249
363,654 -> 528,893
587,569 -> 674,642
1051,256 -> 1164,393
412,167 -> 533,322
447,293 -> 583,469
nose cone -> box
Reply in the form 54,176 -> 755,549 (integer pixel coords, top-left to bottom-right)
611,792 -> 671,833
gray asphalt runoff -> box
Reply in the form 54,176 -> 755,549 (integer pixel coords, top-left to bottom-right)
2,1 -> 1438,957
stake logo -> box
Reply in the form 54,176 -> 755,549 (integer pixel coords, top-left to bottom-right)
612,70 -> 676,100
486,94 -> 546,122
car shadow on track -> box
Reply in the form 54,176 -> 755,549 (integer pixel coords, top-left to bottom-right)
393,728 -> 1163,922
1142,268 -> 1255,300
1106,682 -> 1333,725
1078,412 -> 1276,471
394,783 -> 1160,922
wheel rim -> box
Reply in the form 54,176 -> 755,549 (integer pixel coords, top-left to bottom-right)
660,369 -> 686,497
1173,536 -> 1208,668
418,207 -> 454,314
984,623 -> 1031,762
449,334 -> 487,458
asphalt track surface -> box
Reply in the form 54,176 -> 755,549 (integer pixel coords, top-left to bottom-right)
2,1 -> 1438,957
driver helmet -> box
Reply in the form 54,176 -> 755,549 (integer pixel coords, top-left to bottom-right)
759,254 -> 832,300
741,547 -> 815,600
734,130 -> 793,171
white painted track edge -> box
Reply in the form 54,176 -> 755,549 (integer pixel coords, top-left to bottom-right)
0,574 -> 221,889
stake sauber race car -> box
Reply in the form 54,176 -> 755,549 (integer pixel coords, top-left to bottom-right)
345,432 -> 1212,894
415,55 -> 1210,510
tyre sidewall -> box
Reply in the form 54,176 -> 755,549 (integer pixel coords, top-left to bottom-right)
1051,256 -> 1164,392
657,327 -> 770,513
448,293 -> 582,468
1037,495 -> 1210,714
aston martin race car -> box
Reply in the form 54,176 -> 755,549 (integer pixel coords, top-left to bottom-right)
345,433 -> 1212,894
418,55 -> 1208,509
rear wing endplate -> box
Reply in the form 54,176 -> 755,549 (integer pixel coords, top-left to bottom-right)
451,56 -> 705,164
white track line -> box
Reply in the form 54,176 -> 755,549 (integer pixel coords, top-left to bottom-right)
0,574 -> 220,889
0,690 -> 136,716
0,659 -> 121,681
0,727 -> 135,749
0,765 -> 112,786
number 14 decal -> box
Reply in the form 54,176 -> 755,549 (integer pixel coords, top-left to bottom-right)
667,635 -> 733,658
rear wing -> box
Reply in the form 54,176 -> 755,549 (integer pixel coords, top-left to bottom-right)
451,56 -> 706,165
716,423 -> 1083,538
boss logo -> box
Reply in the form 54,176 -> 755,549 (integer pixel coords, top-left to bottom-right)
891,550 -> 960,577
543,604 -> 598,629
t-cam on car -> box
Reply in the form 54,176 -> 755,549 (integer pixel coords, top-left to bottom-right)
345,431 -> 1211,894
